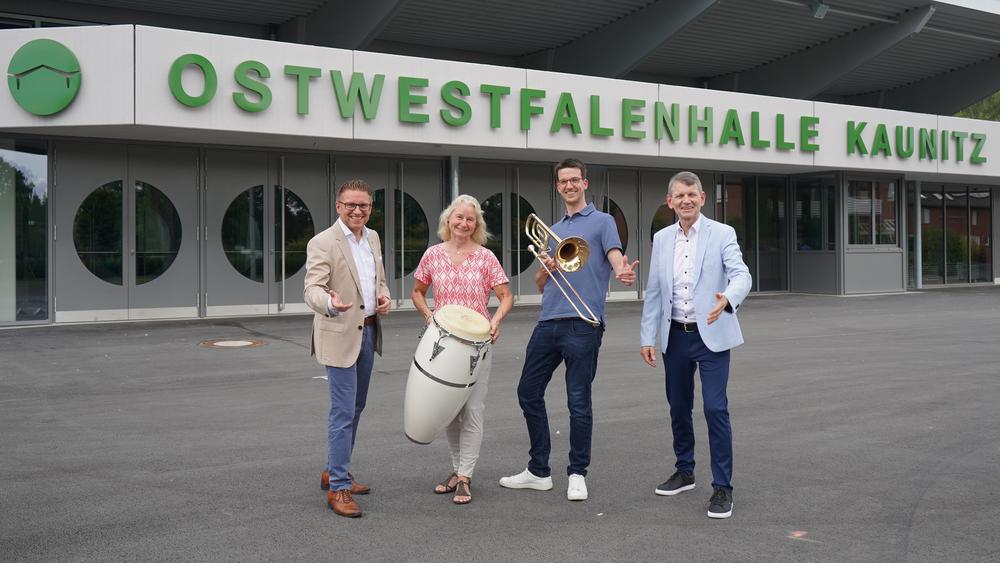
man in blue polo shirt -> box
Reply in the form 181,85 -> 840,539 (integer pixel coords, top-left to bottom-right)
500,158 -> 638,501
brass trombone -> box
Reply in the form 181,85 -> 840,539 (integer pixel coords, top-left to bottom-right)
524,213 -> 601,326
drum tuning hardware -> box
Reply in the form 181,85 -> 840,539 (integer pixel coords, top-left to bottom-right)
430,333 -> 447,361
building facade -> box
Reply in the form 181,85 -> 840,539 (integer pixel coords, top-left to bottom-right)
2,10 -> 998,325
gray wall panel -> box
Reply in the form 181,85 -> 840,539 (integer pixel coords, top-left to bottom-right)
790,252 -> 838,294
844,251 -> 904,294
994,188 -> 1000,284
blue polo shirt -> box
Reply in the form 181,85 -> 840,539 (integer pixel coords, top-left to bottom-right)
539,203 -> 622,322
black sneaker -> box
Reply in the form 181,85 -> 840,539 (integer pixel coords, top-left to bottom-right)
707,487 -> 733,519
654,470 -> 695,496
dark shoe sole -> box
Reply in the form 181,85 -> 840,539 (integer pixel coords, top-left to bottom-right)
655,483 -> 695,496
329,507 -> 363,518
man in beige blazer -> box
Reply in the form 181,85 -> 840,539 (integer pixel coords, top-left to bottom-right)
304,179 -> 390,518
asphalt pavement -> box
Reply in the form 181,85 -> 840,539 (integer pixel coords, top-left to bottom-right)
2,287 -> 999,562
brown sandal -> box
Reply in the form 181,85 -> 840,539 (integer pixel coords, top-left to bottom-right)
434,473 -> 459,494
453,479 -> 472,505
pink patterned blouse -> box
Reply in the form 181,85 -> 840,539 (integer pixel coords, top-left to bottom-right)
413,243 -> 509,320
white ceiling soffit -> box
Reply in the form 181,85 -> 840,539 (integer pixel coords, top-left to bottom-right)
933,0 -> 1000,15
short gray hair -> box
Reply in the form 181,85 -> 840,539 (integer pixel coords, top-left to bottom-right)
667,171 -> 703,197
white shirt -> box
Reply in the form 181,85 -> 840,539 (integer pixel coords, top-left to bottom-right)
671,216 -> 702,323
328,219 -> 377,317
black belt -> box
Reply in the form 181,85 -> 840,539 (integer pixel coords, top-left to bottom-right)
670,320 -> 698,333
363,315 -> 377,326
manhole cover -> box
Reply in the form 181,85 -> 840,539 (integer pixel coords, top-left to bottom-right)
199,338 -> 266,349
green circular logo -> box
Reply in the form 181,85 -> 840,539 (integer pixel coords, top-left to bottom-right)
7,38 -> 82,116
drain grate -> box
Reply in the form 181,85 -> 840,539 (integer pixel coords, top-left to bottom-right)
199,338 -> 266,349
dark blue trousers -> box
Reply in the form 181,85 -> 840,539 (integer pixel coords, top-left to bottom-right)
517,319 -> 604,478
663,326 -> 733,491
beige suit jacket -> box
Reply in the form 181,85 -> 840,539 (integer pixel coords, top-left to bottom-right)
304,221 -> 390,368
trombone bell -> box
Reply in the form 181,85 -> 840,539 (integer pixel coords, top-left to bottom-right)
524,213 -> 590,272
554,237 -> 589,272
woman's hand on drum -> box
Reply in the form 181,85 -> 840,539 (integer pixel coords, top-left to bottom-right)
490,318 -> 501,343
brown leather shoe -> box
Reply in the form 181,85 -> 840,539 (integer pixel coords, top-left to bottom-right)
321,470 -> 371,495
327,489 -> 362,518
348,473 -> 371,495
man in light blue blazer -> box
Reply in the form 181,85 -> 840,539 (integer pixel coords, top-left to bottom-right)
640,171 -> 751,519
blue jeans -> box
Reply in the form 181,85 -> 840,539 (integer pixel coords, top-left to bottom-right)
517,319 -> 604,478
663,326 -> 733,490
326,324 -> 375,491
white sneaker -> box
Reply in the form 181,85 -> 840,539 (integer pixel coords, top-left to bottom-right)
567,474 -> 588,501
499,468 -> 553,491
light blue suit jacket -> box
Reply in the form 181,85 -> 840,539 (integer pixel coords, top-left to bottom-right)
640,216 -> 752,353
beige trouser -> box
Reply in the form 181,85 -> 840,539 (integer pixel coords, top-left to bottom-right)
446,353 -> 491,478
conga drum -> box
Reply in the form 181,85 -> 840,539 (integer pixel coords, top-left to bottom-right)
404,304 -> 492,444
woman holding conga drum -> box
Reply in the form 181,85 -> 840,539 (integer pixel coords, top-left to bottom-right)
411,194 -> 513,504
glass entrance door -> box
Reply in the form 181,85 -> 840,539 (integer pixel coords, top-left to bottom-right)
757,176 -> 788,291
717,174 -> 789,292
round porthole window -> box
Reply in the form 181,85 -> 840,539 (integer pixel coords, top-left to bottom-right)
135,182 -> 182,285
221,185 -> 265,282
73,180 -> 123,285
481,193 -> 504,267
511,195 -> 537,275
273,186 -> 315,281
602,196 -> 629,254
394,189 -> 428,278
650,204 -> 675,242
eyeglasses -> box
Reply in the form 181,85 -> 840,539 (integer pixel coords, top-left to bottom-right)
338,201 -> 371,211
556,177 -> 584,187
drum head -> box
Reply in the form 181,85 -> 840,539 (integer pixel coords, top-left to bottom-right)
434,304 -> 491,342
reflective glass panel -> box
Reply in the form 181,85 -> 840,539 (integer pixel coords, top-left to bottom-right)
757,176 -> 787,291
221,185 -> 264,282
368,189 -> 386,264
134,182 -> 182,285
724,176 -> 756,289
273,186 -> 315,281
511,194 -> 537,275
481,192 -> 504,267
920,185 -> 945,284
794,176 -> 835,251
875,181 -> 897,245
601,196 -> 629,254
1,140 -> 48,321
906,183 -> 916,288
848,180 -> 873,245
650,204 -> 674,241
394,189 -> 428,278
969,188 -> 992,283
73,181 -> 123,286
945,186 -> 969,283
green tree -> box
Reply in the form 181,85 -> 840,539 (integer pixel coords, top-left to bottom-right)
956,90 -> 1000,121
